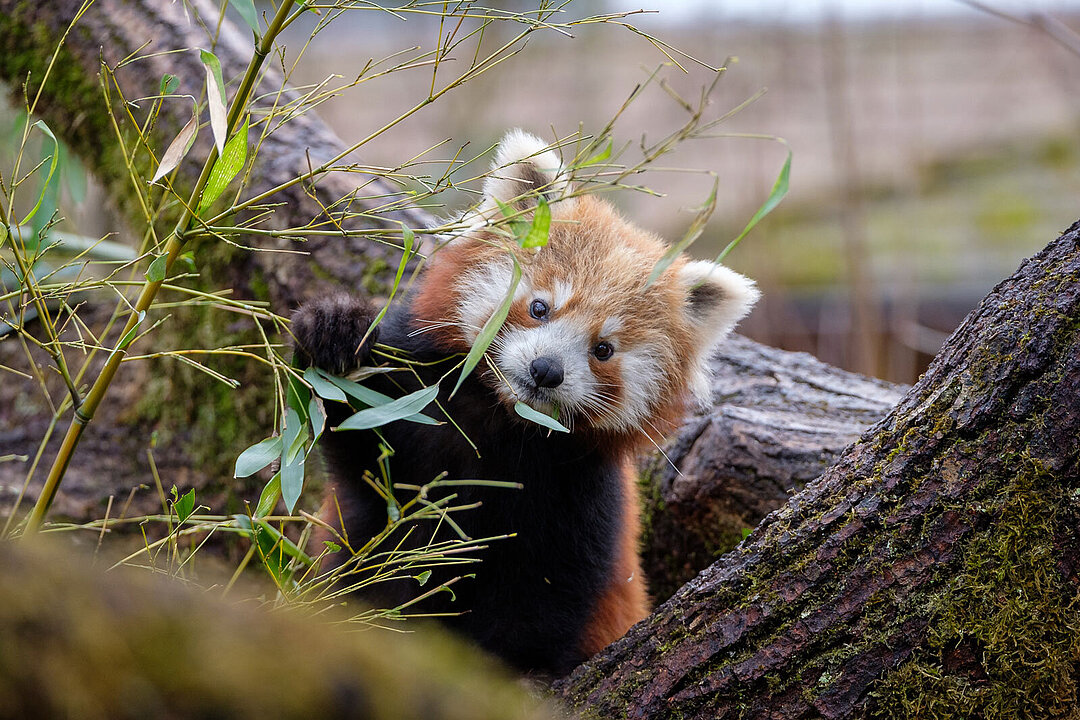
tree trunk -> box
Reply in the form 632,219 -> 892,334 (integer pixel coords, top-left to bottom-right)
555,223 -> 1080,719
639,336 -> 903,602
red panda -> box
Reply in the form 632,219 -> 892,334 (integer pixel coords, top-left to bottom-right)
292,130 -> 759,676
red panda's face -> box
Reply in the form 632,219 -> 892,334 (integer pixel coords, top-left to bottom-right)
410,131 -> 760,438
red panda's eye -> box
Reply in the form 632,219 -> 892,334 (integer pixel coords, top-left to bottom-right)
593,341 -> 614,361
529,299 -> 549,320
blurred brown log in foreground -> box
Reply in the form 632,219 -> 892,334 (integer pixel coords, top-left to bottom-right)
0,539 -> 559,720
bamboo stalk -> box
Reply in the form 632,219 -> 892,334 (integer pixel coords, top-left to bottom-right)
22,0 -> 298,535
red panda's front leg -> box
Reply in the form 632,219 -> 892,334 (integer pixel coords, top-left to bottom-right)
291,293 -> 379,376
578,461 -> 651,657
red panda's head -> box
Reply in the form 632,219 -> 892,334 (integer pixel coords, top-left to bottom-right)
412,131 -> 759,440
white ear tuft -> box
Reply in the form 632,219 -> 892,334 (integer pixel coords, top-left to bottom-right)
480,130 -> 573,213
680,259 -> 760,348
678,260 -> 759,404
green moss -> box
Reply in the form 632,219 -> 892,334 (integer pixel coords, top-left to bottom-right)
870,459 -> 1080,719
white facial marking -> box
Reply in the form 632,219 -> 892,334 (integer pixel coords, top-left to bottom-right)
495,319 -> 590,403
615,346 -> 665,430
489,314 -> 667,432
458,259 -> 514,342
600,316 -> 624,338
554,281 -> 574,309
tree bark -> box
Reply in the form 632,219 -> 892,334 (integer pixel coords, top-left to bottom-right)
555,223 -> 1080,718
640,336 -> 903,602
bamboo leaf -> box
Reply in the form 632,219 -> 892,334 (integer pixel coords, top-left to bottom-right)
280,454 -> 304,514
309,396 -> 326,440
452,258 -> 521,398
279,407 -> 305,513
715,148 -> 791,263
364,224 -> 415,341
150,107 -> 199,184
337,385 -> 440,431
199,49 -> 227,154
173,487 -> 196,523
145,253 -> 167,282
20,121 -> 59,225
317,369 -> 439,426
229,0 -> 260,33
254,473 -> 280,518
514,401 -> 570,433
159,73 -> 179,96
234,435 -> 282,478
520,197 -> 550,249
197,116 -> 248,213
114,311 -> 145,353
581,138 -> 612,167
647,175 -> 719,286
303,366 -> 347,402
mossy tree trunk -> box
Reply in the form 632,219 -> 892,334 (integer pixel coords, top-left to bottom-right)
555,224 -> 1080,718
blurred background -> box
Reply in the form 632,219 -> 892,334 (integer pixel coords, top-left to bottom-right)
8,0 -> 1080,385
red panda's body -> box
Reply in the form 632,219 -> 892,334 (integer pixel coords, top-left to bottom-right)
292,131 -> 758,676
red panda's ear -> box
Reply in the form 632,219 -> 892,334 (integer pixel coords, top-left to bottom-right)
479,130 -> 574,215
679,259 -> 760,349
677,259 -> 759,403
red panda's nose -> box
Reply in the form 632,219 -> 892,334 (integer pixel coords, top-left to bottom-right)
529,356 -> 564,389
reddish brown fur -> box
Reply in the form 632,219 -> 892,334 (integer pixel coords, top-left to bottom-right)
405,194 -> 726,653
578,459 -> 650,657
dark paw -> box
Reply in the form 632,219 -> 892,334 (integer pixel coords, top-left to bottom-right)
291,293 -> 379,375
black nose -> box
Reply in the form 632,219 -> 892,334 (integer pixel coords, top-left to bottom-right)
529,356 -> 564,389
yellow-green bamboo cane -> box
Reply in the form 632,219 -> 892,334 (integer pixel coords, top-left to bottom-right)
23,0 -> 297,535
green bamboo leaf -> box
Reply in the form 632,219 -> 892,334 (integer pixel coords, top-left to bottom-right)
337,385 -> 439,431
199,49 -> 227,154
303,366 -> 346,402
494,197 -> 530,239
581,138 -> 612,167
309,396 -> 326,440
514,401 -> 570,433
20,120 -> 59,226
173,487 -> 196,523
145,253 -> 167,282
279,407 -> 305,514
714,149 -> 791,263
520,197 -> 550,248
286,356 -> 311,426
114,311 -> 145,353
647,175 -> 719,286
254,474 -> 280,518
159,73 -> 179,96
364,224 -> 415,341
452,258 -> 521,398
234,435 -> 282,478
197,116 -> 248,213
280,454 -> 304,514
317,369 -> 439,426
229,0 -> 260,33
